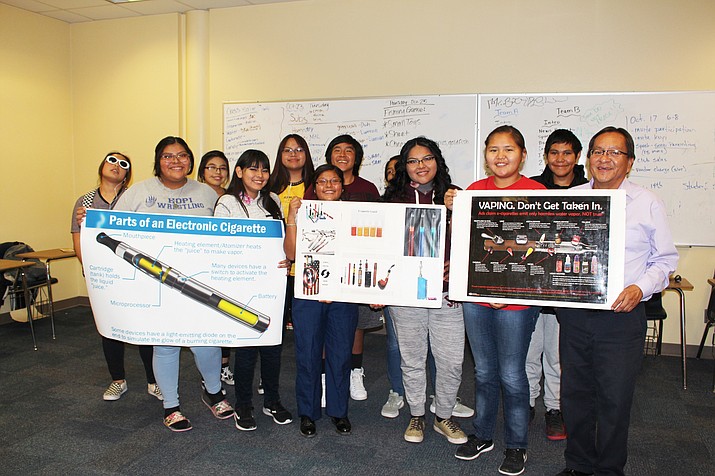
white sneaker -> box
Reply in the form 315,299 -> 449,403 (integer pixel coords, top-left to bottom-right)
321,373 -> 326,408
220,365 -> 234,385
103,381 -> 127,401
429,395 -> 475,418
381,390 -> 404,418
147,383 -> 164,401
350,368 -> 368,401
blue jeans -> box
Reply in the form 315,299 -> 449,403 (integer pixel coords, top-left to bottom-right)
463,303 -> 537,448
384,306 -> 404,396
153,345 -> 222,409
292,298 -> 358,421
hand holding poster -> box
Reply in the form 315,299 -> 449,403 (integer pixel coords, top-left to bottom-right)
294,200 -> 446,307
449,190 -> 625,309
81,209 -> 287,346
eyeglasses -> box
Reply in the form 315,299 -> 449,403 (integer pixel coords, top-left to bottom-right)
589,149 -> 629,158
283,147 -> 305,155
160,152 -> 190,162
205,165 -> 228,173
106,155 -> 130,170
316,178 -> 342,186
406,156 -> 436,167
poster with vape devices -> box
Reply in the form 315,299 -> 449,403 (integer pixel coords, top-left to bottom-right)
449,190 -> 626,309
294,200 -> 447,308
81,209 -> 287,346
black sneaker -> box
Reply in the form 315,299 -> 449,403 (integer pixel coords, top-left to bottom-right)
263,401 -> 293,425
499,448 -> 527,475
234,405 -> 257,431
455,435 -> 494,460
545,409 -> 567,440
555,470 -> 593,476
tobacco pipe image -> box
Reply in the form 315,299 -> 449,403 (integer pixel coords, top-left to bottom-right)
378,264 -> 395,290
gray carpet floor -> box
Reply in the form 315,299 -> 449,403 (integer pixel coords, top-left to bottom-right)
1,307 -> 714,475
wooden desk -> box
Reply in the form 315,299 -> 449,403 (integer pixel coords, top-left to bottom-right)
15,248 -> 76,340
0,259 -> 40,350
666,276 -> 694,390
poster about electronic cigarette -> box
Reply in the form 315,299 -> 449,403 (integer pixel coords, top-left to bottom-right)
294,200 -> 446,308
449,190 -> 626,310
80,209 -> 287,346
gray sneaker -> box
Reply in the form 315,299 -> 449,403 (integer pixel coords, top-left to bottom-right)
429,394 -> 474,418
381,390 -> 404,418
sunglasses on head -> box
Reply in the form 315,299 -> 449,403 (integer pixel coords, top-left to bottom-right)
106,155 -> 130,170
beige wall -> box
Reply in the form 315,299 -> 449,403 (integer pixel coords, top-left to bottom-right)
2,0 -> 714,351
0,5 -> 76,299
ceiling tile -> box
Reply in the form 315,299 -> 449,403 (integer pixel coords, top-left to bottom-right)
71,4 -> 142,20
0,0 -> 57,12
0,0 -> 305,23
40,9 -> 95,22
121,0 -> 192,15
178,0 -> 251,8
40,0 -> 106,8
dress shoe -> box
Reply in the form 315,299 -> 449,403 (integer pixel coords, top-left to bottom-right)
331,416 -> 351,435
299,416 -> 316,438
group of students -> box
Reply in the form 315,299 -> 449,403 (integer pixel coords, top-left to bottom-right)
72,124 -> 678,476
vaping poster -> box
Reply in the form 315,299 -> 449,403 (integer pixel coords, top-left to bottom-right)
449,190 -> 626,309
294,200 -> 446,308
80,209 -> 287,346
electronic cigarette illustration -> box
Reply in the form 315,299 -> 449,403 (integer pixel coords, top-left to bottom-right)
405,208 -> 441,257
417,261 -> 427,300
96,233 -> 269,333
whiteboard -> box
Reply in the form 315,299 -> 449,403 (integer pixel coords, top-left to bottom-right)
223,95 -> 477,192
478,92 -> 715,246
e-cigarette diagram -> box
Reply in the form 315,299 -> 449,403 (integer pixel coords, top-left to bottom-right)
294,201 -> 446,307
404,208 -> 441,258
96,233 -> 270,333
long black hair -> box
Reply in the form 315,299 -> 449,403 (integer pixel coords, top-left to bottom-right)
225,149 -> 282,219
269,134 -> 314,195
382,137 -> 452,204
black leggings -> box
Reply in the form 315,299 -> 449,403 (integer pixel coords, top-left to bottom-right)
102,336 -> 155,384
